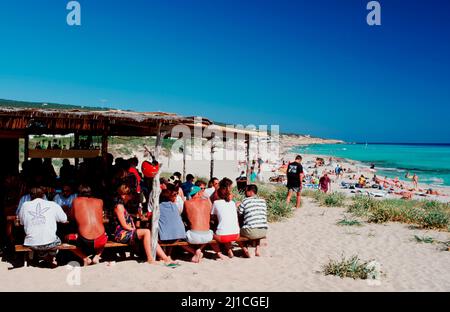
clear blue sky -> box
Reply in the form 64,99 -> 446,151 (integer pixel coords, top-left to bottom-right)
0,0 -> 449,143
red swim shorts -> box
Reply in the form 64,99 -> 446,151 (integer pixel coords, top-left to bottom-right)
215,234 -> 240,243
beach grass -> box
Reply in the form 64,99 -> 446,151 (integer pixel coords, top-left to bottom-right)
233,184 -> 296,222
337,218 -> 363,227
348,196 -> 450,230
301,190 -> 346,207
414,235 -> 435,244
322,255 -> 379,280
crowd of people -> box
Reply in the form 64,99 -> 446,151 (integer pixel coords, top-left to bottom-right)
0,153 -> 268,268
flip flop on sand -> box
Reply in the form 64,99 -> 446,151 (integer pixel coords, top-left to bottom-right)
163,262 -> 181,268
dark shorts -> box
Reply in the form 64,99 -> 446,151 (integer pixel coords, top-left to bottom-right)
287,186 -> 302,193
77,233 -> 108,256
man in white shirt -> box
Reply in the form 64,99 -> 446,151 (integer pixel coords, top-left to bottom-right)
204,177 -> 219,198
19,187 -> 67,267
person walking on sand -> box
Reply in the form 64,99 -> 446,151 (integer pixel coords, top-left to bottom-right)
319,172 -> 332,193
286,155 -> 304,208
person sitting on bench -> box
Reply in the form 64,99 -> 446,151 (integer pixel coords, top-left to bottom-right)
237,184 -> 268,257
183,186 -> 213,263
70,185 -> 107,266
158,189 -> 187,243
210,184 -> 240,260
113,184 -> 177,265
19,186 -> 67,268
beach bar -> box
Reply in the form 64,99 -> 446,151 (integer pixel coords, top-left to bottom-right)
0,106 -> 263,257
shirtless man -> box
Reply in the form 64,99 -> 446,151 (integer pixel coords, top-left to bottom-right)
183,186 -> 213,263
71,185 -> 107,266
412,174 -> 419,190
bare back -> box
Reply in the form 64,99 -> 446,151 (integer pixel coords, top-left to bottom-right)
72,197 -> 105,240
184,198 -> 212,231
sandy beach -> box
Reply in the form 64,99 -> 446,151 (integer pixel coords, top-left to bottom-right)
1,137 -> 449,292
1,197 -> 449,292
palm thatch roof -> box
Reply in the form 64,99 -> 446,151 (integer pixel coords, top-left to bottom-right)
0,106 -> 212,137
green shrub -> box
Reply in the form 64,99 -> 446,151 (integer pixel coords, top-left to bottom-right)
421,208 -> 449,229
414,235 -> 435,244
323,255 -> 379,280
337,218 -> 363,227
322,192 -> 346,207
368,208 -> 391,223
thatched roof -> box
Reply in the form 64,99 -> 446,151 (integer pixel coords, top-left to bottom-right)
0,106 -> 266,139
0,106 -> 212,137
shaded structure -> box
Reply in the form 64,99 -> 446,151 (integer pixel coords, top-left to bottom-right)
0,105 -> 266,256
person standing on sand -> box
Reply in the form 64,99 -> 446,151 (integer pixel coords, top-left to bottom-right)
405,172 -> 419,190
286,155 -> 304,208
183,186 -> 213,263
412,174 -> 419,190
71,185 -> 107,266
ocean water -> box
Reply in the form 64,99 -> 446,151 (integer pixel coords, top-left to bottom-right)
292,143 -> 450,187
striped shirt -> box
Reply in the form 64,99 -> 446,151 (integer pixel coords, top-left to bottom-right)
238,196 -> 268,230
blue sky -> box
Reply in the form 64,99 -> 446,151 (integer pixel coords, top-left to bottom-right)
0,0 -> 449,143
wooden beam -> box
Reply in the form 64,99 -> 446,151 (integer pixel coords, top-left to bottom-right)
151,164 -> 163,259
154,122 -> 162,160
101,133 -> 108,156
210,134 -> 215,180
74,133 -> 80,167
246,134 -> 250,181
24,135 -> 29,161
182,137 -> 187,181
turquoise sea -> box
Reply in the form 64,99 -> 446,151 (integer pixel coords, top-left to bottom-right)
292,143 -> 450,187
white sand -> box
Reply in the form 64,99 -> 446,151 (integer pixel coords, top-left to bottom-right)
1,198 -> 449,292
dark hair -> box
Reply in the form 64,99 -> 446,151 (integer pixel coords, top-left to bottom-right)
295,155 -> 302,161
117,184 -> 130,196
219,177 -> 233,188
78,185 -> 92,197
195,180 -> 206,187
30,187 -> 45,200
245,184 -> 258,194
129,157 -> 139,167
207,177 -> 219,188
186,174 -> 194,181
160,189 -> 176,203
217,186 -> 231,202
166,183 -> 179,193
173,172 -> 182,179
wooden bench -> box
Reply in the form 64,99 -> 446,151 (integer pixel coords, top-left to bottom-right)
15,241 -> 129,266
15,237 -> 264,266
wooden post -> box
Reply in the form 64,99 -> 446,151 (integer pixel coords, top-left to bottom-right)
209,135 -> 215,180
24,135 -> 29,161
182,137 -> 187,181
150,129 -> 164,260
246,134 -> 250,181
154,122 -> 162,160
74,133 -> 80,167
101,133 -> 108,156
150,164 -> 163,260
